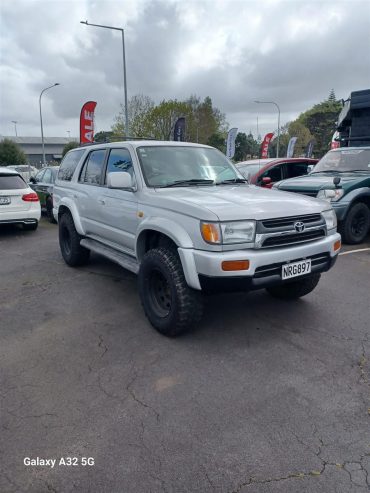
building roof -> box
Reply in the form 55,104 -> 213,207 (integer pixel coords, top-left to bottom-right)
1,136 -> 78,145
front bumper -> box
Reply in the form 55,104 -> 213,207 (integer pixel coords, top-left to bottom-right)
178,232 -> 341,291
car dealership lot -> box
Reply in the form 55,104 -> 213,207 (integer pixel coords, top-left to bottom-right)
0,220 -> 369,493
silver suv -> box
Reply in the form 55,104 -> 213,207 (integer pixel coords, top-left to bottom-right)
53,141 -> 341,336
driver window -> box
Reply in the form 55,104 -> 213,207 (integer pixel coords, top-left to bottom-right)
261,165 -> 282,182
105,148 -> 133,184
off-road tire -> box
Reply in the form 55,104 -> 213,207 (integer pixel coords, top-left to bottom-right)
59,212 -> 90,266
266,273 -> 321,300
46,197 -> 56,224
340,202 -> 370,244
23,222 -> 38,231
138,247 -> 203,337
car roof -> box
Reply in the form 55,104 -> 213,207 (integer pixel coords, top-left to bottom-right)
330,146 -> 370,152
236,159 -> 275,166
0,167 -> 20,175
71,140 -> 214,152
236,157 -> 317,167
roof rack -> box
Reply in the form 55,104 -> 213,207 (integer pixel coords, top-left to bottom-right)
79,136 -> 159,146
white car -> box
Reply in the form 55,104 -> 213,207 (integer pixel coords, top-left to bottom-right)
0,168 -> 41,231
6,165 -> 37,182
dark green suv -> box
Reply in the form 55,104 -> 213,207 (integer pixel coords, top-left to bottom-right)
274,147 -> 370,244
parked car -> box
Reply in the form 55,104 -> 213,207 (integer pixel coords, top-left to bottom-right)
30,166 -> 59,223
0,168 -> 40,230
274,147 -> 370,244
235,158 -> 318,188
53,141 -> 340,337
7,165 -> 37,182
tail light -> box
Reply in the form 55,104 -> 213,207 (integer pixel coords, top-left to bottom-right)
22,192 -> 39,202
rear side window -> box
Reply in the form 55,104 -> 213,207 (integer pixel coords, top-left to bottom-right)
58,149 -> 85,181
285,163 -> 309,179
80,150 -> 106,185
0,174 -> 27,190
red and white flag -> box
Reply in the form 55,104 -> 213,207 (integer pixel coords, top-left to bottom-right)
80,101 -> 97,144
261,132 -> 274,158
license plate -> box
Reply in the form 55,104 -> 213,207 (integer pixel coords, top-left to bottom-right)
282,259 -> 311,280
0,196 -> 11,205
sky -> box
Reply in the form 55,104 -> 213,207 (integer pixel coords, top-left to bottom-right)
0,0 -> 369,140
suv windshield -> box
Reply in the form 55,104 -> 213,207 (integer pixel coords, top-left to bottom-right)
312,148 -> 370,173
137,146 -> 242,187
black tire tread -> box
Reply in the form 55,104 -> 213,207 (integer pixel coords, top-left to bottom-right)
340,202 -> 370,245
59,212 -> 90,266
139,247 -> 203,336
266,274 -> 321,300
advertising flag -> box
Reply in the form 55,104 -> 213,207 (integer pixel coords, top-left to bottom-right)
330,132 -> 340,150
261,132 -> 274,158
80,101 -> 97,144
287,136 -> 298,158
226,127 -> 238,158
173,117 -> 186,141
305,139 -> 316,157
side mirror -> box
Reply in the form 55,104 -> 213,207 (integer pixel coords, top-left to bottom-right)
107,171 -> 135,190
262,177 -> 272,185
29,176 -> 36,184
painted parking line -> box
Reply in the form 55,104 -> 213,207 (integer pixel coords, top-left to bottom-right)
339,247 -> 370,256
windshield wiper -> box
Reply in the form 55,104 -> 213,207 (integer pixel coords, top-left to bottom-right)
159,179 -> 214,188
216,178 -> 247,185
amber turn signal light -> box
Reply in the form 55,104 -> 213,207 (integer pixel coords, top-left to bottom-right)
221,260 -> 250,271
201,223 -> 220,243
334,239 -> 341,252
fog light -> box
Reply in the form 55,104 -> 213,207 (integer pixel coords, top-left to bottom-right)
221,260 -> 250,271
334,239 -> 341,252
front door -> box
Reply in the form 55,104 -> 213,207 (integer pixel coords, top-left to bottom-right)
97,147 -> 138,254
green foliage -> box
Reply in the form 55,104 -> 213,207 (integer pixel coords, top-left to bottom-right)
297,98 -> 342,156
207,133 -> 226,153
0,139 -> 26,166
328,89 -> 336,102
270,121 -> 313,158
234,132 -> 259,161
111,94 -> 227,144
94,131 -> 114,143
62,141 -> 79,157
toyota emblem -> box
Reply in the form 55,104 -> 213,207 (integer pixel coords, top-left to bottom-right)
294,221 -> 305,233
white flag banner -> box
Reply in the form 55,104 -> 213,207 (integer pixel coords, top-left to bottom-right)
226,127 -> 238,159
287,136 -> 298,158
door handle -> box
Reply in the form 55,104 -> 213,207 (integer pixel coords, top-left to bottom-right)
98,198 -> 106,205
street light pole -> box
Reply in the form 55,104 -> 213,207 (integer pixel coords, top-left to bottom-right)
80,20 -> 129,138
11,121 -> 18,137
254,100 -> 281,157
39,83 -> 60,166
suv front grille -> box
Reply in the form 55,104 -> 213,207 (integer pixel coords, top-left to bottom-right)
254,252 -> 330,278
262,229 -> 326,248
261,214 -> 321,229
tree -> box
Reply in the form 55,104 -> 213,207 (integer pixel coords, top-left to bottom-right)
144,99 -> 191,140
234,132 -> 259,161
207,132 -> 226,153
328,89 -> 336,103
112,94 -> 155,139
94,131 -> 114,143
62,141 -> 79,157
297,98 -> 341,156
0,138 -> 26,166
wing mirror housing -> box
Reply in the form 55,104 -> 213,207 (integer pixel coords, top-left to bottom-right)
107,172 -> 136,190
262,177 -> 272,185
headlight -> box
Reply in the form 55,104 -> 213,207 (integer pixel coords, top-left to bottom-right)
322,209 -> 337,230
317,188 -> 344,202
201,220 -> 256,244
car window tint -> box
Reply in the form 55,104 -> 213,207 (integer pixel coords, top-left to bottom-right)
81,150 -> 106,185
43,169 -> 52,183
286,163 -> 309,178
0,174 -> 27,190
263,165 -> 283,182
58,149 -> 85,181
105,149 -> 133,183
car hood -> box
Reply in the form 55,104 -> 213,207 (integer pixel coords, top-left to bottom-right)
148,185 -> 328,221
276,172 -> 370,192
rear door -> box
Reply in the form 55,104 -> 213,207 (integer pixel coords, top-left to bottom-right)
0,173 -> 31,214
76,148 -> 107,237
37,168 -> 53,207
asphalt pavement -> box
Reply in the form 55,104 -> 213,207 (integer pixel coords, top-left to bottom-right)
0,219 -> 369,493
